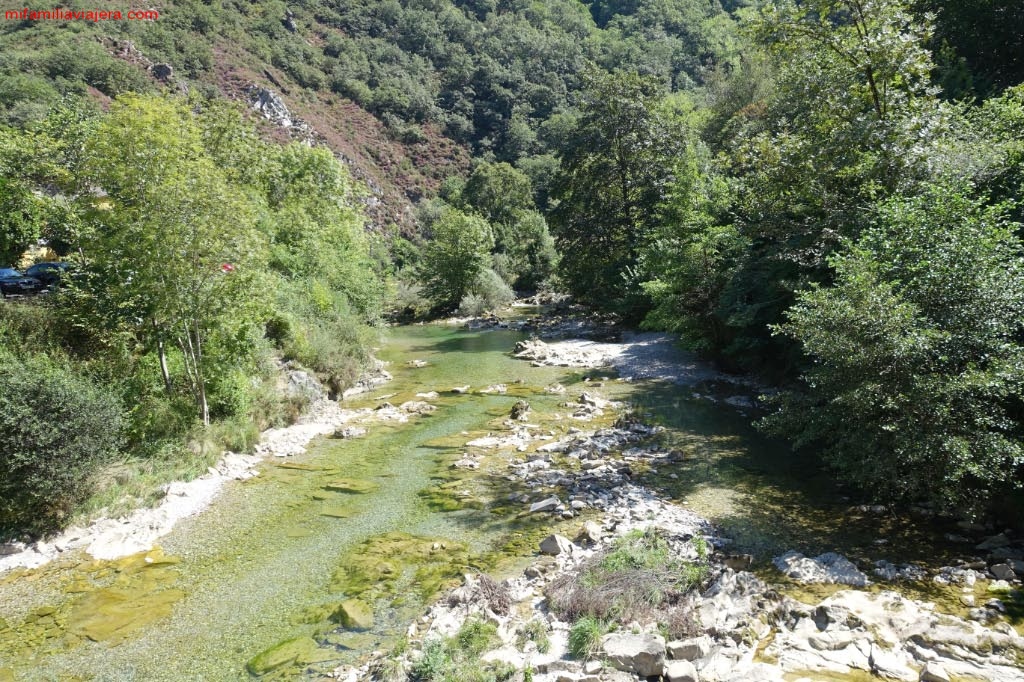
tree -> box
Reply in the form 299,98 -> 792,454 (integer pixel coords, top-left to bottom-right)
709,0 -> 949,371
74,95 -> 265,425
638,144 -> 742,351
761,184 -> 1024,506
0,351 -> 123,537
461,161 -> 534,227
550,70 -> 687,315
456,161 -> 557,290
419,206 -> 494,311
0,123 -> 71,264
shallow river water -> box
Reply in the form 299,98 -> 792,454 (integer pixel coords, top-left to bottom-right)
0,324 -> 962,680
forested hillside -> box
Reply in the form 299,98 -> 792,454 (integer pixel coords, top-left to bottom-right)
1,0 -> 1023,539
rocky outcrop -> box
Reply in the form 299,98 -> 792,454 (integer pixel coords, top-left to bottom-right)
773,550 -> 871,586
513,338 -> 614,368
340,361 -> 393,399
246,85 -> 293,127
539,534 -> 573,556
317,330 -> 1024,680
284,368 -> 326,401
330,401 -> 1024,682
510,399 -> 532,421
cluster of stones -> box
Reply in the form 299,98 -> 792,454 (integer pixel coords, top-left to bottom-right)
513,338 -> 614,369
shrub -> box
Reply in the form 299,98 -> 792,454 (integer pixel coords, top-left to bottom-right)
392,277 -> 431,319
471,268 -> 515,309
457,268 -> 514,316
456,292 -> 486,317
410,639 -> 452,681
455,619 -> 499,657
0,351 -> 123,537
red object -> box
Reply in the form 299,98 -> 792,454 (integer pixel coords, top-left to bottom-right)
220,263 -> 235,272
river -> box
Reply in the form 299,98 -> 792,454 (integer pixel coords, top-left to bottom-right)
0,323 -> 963,680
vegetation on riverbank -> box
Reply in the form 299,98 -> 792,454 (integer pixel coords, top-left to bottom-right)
0,95 -> 382,538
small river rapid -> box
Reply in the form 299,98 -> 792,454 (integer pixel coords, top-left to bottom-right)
0,323 -> 961,680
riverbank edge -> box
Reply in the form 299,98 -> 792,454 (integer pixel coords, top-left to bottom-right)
0,362 -> 395,574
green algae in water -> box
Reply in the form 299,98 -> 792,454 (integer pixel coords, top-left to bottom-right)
323,478 -> 380,494
420,480 -> 487,511
332,531 -> 470,601
320,504 -> 358,518
275,462 -> 329,471
332,598 -> 374,630
68,586 -> 186,643
0,546 -> 185,667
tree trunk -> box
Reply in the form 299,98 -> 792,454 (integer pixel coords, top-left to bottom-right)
154,321 -> 172,393
193,321 -> 209,426
178,323 -> 209,426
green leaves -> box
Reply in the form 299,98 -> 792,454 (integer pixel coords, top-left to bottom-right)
550,70 -> 689,315
72,95 -> 266,423
419,206 -> 494,311
763,184 -> 1024,506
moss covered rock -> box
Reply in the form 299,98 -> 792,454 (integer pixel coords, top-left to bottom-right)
332,599 -> 374,630
246,636 -> 319,676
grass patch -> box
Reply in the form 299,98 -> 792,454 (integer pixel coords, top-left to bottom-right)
567,615 -> 606,660
516,618 -> 551,654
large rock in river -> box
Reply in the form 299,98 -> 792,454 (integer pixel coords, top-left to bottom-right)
773,551 -> 870,587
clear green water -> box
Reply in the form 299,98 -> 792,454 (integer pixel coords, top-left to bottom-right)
0,326 -> 597,681
0,324 -> 963,680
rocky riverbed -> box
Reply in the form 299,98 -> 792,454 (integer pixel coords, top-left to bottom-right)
324,331 -> 1024,682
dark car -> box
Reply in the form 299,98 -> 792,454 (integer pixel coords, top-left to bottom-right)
24,261 -> 73,288
0,268 -> 43,297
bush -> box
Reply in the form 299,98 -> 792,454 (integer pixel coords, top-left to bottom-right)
391,277 -> 431,319
457,268 -> 514,316
455,619 -> 498,657
516,618 -> 551,654
456,292 -> 487,317
0,351 -> 123,538
473,267 -> 515,308
762,185 -> 1024,507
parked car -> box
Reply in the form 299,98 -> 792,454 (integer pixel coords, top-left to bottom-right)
24,261 -> 73,288
0,268 -> 43,297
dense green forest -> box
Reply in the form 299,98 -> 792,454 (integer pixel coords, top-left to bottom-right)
1,0 -> 1022,537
